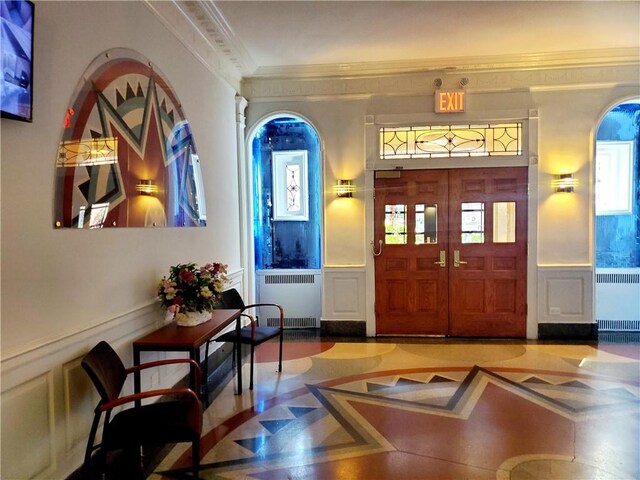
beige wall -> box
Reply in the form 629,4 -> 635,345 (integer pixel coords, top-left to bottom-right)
1,2 -> 241,478
243,67 -> 640,334
534,88 -> 640,265
245,81 -> 640,268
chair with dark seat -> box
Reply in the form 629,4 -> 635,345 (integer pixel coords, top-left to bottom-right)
213,288 -> 284,390
81,340 -> 202,479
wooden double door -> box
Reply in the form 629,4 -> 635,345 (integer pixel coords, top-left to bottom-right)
374,167 -> 527,337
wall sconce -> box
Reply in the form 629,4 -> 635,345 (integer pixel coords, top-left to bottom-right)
552,174 -> 576,193
136,179 -> 158,196
335,179 -> 355,198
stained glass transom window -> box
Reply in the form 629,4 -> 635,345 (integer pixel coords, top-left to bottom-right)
380,123 -> 522,159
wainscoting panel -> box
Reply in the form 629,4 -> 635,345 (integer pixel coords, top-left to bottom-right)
63,357 -> 96,453
1,372 -> 54,479
537,266 -> 594,324
323,267 -> 366,321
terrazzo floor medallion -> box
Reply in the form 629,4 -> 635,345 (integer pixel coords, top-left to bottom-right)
150,341 -> 640,480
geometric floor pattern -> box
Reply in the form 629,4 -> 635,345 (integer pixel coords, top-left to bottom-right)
150,341 -> 640,480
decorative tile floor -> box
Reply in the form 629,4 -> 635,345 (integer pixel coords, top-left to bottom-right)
151,340 -> 640,480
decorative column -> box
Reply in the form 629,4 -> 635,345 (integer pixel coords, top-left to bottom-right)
235,95 -> 252,300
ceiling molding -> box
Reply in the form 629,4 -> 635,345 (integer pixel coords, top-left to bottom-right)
147,1 -> 639,93
247,48 -> 640,80
180,0 -> 257,76
144,0 -> 243,92
242,64 -> 640,101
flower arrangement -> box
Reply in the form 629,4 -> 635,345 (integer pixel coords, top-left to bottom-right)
158,262 -> 228,319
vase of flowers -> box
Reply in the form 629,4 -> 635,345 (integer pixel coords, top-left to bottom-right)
158,262 -> 228,326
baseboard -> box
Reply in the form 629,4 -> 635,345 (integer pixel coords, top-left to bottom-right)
320,320 -> 366,337
538,322 -> 598,340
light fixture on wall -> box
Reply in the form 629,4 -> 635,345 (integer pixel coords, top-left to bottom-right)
552,173 -> 576,193
136,179 -> 158,196
335,179 -> 355,198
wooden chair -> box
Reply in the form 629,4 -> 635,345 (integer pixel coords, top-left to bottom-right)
213,288 -> 284,390
81,341 -> 202,479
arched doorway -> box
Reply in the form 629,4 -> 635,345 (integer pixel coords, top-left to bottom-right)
594,99 -> 640,339
249,114 -> 323,329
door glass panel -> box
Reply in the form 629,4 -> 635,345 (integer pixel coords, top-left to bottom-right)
415,204 -> 438,244
461,202 -> 485,244
493,202 -> 516,243
385,204 -> 407,244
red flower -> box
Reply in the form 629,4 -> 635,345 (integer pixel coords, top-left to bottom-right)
173,296 -> 184,306
179,269 -> 195,284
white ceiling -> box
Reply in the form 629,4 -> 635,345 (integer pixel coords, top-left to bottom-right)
208,0 -> 640,77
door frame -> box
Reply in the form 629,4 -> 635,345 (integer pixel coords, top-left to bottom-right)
364,109 -> 540,338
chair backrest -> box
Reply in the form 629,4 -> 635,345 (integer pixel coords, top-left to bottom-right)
219,288 -> 246,310
81,341 -> 128,404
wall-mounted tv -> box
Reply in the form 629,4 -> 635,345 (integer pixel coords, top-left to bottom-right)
1,0 -> 34,122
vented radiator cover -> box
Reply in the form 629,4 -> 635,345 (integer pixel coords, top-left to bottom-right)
595,268 -> 640,331
256,269 -> 321,328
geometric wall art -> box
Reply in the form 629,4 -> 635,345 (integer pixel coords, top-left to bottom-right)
54,48 -> 206,228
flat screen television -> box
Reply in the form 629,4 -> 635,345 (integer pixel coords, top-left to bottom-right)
1,0 -> 34,122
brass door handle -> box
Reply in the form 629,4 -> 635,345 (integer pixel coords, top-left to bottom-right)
434,250 -> 446,267
453,250 -> 467,267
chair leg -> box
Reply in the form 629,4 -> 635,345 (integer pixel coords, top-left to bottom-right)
231,341 -> 236,368
249,345 -> 255,390
133,445 -> 144,480
192,438 -> 200,479
278,333 -> 283,373
98,445 -> 107,480
83,413 -> 101,480
203,342 -> 211,397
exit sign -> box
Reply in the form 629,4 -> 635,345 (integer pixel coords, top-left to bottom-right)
435,90 -> 466,113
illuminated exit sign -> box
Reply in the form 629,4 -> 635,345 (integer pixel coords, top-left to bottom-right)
435,90 -> 466,113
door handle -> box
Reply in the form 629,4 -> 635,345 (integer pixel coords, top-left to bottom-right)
371,239 -> 383,257
434,250 -> 446,267
453,250 -> 468,267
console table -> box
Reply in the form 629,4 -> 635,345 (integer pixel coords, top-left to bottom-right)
133,309 -> 243,396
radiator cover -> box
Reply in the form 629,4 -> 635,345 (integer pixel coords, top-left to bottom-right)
256,269 -> 321,328
595,268 -> 640,331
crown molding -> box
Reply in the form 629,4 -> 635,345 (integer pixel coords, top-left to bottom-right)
144,0 -> 244,92
146,0 -> 639,97
242,63 -> 640,101
248,48 -> 640,80
180,0 -> 257,76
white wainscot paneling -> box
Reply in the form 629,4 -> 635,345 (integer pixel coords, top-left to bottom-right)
323,267 -> 366,321
1,373 -> 54,479
64,358 -> 97,453
537,266 -> 593,324
1,303 -> 184,480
